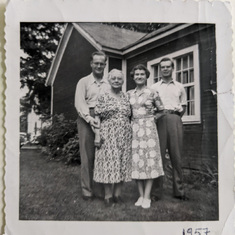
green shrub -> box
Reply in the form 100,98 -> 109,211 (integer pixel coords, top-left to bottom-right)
37,114 -> 80,164
61,135 -> 80,165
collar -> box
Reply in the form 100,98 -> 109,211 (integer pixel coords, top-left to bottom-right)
89,73 -> 108,85
160,78 -> 175,85
133,86 -> 148,96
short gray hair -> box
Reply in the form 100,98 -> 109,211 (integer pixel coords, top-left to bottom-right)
108,69 -> 124,79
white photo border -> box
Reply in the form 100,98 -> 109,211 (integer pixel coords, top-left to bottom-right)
4,0 -> 234,235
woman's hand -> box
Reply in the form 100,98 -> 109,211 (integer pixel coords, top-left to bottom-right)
144,99 -> 152,110
89,117 -> 100,128
94,136 -> 101,148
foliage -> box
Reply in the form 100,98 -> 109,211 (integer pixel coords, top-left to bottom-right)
163,151 -> 218,190
61,135 -> 80,165
37,114 -> 79,164
20,22 -> 167,118
20,23 -> 65,117
184,163 -> 218,192
103,23 -> 169,33
20,114 -> 28,133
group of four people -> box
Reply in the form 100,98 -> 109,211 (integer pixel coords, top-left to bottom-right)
75,51 -> 188,209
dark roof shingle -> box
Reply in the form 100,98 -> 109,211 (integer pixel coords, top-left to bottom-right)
75,23 -> 146,50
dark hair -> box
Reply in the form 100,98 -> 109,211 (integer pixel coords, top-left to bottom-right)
130,64 -> 150,78
91,51 -> 107,62
159,57 -> 174,69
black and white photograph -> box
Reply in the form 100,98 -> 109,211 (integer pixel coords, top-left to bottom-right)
4,0 -> 234,235
19,22 -> 218,222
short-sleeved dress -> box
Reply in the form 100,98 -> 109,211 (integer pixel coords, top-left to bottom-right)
128,87 -> 164,180
93,91 -> 132,184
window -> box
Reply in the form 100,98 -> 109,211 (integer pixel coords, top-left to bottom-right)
147,45 -> 200,124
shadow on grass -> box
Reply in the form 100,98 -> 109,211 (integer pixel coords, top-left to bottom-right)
19,149 -> 218,221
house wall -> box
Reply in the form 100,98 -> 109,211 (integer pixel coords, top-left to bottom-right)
52,28 -> 97,120
109,57 -> 122,71
51,24 -> 217,170
126,25 -> 217,170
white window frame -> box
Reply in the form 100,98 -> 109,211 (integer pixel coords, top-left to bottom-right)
147,44 -> 201,124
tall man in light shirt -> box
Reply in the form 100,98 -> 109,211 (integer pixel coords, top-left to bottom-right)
75,51 -> 109,200
151,57 -> 189,201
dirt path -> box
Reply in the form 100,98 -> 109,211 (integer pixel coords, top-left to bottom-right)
20,149 -> 218,221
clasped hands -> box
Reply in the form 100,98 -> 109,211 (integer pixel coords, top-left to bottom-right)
88,117 -> 100,130
88,117 -> 102,148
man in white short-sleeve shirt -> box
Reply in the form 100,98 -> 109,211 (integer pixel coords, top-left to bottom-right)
151,57 -> 189,201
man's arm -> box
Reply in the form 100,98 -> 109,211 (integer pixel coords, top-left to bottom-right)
74,79 -> 92,123
180,105 -> 186,117
179,84 -> 187,117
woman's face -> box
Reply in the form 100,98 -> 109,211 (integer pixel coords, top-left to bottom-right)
133,69 -> 147,86
108,72 -> 124,89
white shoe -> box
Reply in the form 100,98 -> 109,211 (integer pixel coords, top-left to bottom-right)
135,197 -> 143,206
142,198 -> 151,209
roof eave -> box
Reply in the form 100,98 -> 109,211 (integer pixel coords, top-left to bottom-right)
122,23 -> 194,54
72,23 -> 103,51
45,23 -> 73,86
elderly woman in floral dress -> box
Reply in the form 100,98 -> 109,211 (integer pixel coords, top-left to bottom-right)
93,69 -> 132,206
127,64 -> 164,209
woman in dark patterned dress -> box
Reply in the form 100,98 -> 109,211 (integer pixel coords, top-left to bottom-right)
128,64 -> 164,209
93,69 -> 132,206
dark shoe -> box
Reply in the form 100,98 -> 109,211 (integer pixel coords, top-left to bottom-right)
104,198 -> 114,207
174,195 -> 189,201
113,196 -> 124,204
82,195 -> 93,201
151,195 -> 161,202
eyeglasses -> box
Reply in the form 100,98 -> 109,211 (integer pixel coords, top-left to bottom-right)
92,62 -> 106,67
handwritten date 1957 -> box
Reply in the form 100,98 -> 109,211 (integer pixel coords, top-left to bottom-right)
183,228 -> 210,235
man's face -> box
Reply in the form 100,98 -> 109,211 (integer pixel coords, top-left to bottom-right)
160,60 -> 173,78
90,55 -> 106,76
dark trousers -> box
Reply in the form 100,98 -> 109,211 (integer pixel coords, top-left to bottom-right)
152,113 -> 184,198
77,111 -> 104,198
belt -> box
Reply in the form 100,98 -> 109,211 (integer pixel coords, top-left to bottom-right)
162,109 -> 181,116
132,116 -> 153,120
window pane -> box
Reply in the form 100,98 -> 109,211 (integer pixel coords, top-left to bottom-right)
176,72 -> 181,83
183,71 -> 188,84
189,53 -> 193,67
189,69 -> 194,82
188,101 -> 195,115
189,86 -> 194,100
176,58 -> 181,71
183,56 -> 188,69
154,66 -> 158,78
191,101 -> 195,115
185,103 -> 188,116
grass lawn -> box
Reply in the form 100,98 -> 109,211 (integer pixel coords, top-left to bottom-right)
20,149 -> 218,221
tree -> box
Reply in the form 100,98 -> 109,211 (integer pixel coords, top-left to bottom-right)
104,23 -> 168,33
20,23 -> 65,118
20,22 -> 166,119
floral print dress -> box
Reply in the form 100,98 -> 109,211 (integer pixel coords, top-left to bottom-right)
93,92 -> 132,184
128,87 -> 164,180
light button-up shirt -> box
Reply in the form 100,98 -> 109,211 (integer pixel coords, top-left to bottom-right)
75,73 -> 110,122
151,79 -> 186,112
